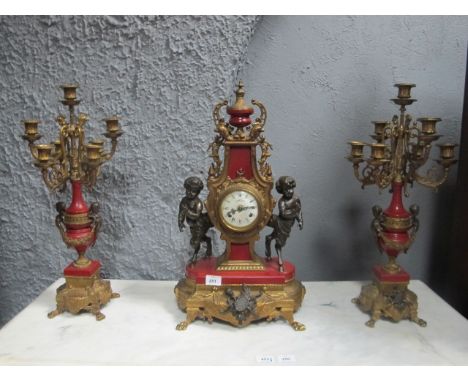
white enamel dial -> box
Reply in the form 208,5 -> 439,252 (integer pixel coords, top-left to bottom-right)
220,190 -> 259,230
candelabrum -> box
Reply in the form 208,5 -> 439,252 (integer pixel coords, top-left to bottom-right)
347,83 -> 457,327
22,84 -> 123,320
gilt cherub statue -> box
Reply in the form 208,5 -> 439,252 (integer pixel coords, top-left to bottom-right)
265,176 -> 303,272
178,176 -> 213,264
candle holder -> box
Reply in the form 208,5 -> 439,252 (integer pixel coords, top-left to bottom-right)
347,83 -> 457,327
22,84 -> 123,320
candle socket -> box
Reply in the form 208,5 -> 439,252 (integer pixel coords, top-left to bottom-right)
438,143 -> 456,159
62,84 -> 79,101
22,119 -> 42,143
418,117 -> 441,135
395,83 -> 416,99
370,143 -> 386,160
105,117 -> 120,133
372,121 -> 387,136
349,141 -> 365,158
86,144 -> 102,162
24,119 -> 39,135
90,139 -> 105,154
36,144 -> 53,163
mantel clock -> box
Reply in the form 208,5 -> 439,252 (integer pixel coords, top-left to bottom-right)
175,82 -> 305,330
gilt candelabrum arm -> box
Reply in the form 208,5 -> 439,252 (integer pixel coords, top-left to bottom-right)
352,162 -> 367,185
41,164 -> 68,192
408,138 -> 455,190
82,117 -> 123,188
411,144 -> 432,170
411,165 -> 451,190
82,168 -> 99,190
101,137 -> 119,161
351,161 -> 380,188
41,167 -> 56,191
351,157 -> 395,190
28,143 -> 40,161
376,172 -> 393,190
46,125 -> 71,191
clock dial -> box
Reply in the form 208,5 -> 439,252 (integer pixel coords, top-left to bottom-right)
220,190 -> 259,230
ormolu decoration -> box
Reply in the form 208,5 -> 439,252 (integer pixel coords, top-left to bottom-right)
22,84 -> 123,320
347,83 -> 457,327
175,82 -> 305,330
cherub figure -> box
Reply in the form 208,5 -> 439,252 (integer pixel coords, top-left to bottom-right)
265,176 -> 303,272
178,177 -> 213,264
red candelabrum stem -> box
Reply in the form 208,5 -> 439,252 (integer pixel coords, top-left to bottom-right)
384,181 -> 410,219
380,181 -> 411,260
64,180 -> 94,267
67,180 -> 89,215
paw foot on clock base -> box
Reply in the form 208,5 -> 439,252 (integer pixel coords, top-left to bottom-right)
174,277 -> 306,330
353,266 -> 425,327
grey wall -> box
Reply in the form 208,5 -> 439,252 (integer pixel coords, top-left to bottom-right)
0,15 -> 467,327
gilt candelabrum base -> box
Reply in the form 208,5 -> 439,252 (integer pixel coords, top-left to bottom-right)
174,257 -> 305,331
47,260 -> 120,321
352,265 -> 426,328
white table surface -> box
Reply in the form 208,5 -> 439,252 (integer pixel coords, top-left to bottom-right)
0,279 -> 467,365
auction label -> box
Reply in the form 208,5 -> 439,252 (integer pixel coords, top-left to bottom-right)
205,275 -> 222,286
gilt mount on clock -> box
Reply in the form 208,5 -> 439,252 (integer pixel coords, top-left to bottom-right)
175,82 -> 305,330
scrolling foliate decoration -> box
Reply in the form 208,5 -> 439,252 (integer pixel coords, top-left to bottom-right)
208,82 -> 272,181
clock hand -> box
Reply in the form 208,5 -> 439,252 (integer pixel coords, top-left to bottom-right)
227,206 -> 256,218
237,206 -> 256,212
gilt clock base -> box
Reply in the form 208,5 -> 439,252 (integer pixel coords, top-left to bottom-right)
352,265 -> 426,328
47,260 -> 120,321
175,257 -> 305,331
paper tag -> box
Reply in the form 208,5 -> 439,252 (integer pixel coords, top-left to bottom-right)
278,355 -> 296,363
205,275 -> 222,286
256,355 -> 275,364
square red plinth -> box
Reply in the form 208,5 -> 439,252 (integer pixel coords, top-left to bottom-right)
186,256 -> 296,285
373,265 -> 410,283
64,260 -> 101,277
